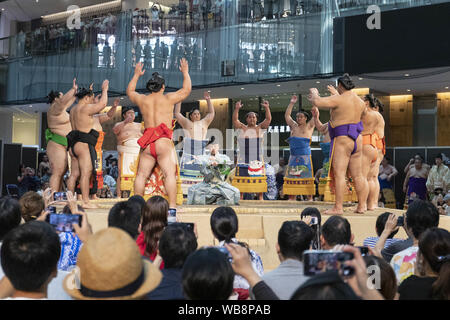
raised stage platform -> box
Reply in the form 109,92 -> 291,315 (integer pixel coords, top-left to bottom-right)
72,199 -> 450,271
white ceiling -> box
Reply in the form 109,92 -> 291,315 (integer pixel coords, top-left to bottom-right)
0,0 -> 112,21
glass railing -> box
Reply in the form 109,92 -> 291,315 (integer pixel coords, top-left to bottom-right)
0,0 -> 448,104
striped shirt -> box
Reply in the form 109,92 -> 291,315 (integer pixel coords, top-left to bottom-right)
363,237 -> 402,249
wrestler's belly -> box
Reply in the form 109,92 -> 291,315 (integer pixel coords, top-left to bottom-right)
118,132 -> 142,143
47,124 -> 72,137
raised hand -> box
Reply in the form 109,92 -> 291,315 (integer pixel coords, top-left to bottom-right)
290,95 -> 298,104
179,58 -> 189,73
94,94 -> 101,104
327,85 -> 339,96
261,100 -> 270,109
134,62 -> 145,76
311,106 -> 319,119
113,98 -> 120,108
89,83 -> 94,91
102,79 -> 109,91
235,100 -> 243,110
204,91 -> 211,100
307,88 -> 319,102
72,78 -> 78,91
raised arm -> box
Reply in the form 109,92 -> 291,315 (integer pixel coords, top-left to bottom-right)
404,159 -> 414,174
87,80 -> 109,115
258,100 -> 272,129
202,91 -> 215,125
307,88 -> 340,109
173,102 -> 191,128
166,58 -> 192,104
285,95 -> 298,128
97,98 -> 119,124
60,78 -> 78,106
127,62 -> 145,105
232,101 -> 245,129
311,106 -> 328,133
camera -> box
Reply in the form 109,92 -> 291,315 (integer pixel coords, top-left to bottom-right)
53,192 -> 67,201
303,250 -> 355,277
45,213 -> 82,232
397,216 -> 404,227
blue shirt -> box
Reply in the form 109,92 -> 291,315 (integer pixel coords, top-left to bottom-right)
363,236 -> 402,249
58,232 -> 83,271
146,268 -> 184,300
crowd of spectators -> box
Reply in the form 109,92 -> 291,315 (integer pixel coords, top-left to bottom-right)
0,186 -> 448,300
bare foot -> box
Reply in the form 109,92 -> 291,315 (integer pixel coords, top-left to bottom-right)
354,205 -> 366,214
324,206 -> 344,215
91,194 -> 98,200
82,202 -> 99,209
367,206 -> 377,211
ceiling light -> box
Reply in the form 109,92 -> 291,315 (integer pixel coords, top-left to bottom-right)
29,105 -> 33,108
120,97 -> 124,100
276,84 -> 281,87
407,89 -> 411,92
404,74 -> 410,77
358,78 -> 363,80
445,87 -> 449,89
316,81 -> 320,84
241,88 -> 245,90
207,90 -> 211,93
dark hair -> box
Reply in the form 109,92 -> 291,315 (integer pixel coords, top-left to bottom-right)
158,223 -> 198,269
383,156 -> 390,162
127,195 -> 146,212
188,108 -> 200,121
121,107 -> 134,119
301,207 -> 322,249
1,221 -> 61,292
435,154 -> 443,160
19,191 -> 45,222
245,112 -> 258,121
418,228 -> 450,300
108,201 -> 142,239
146,72 -> 165,93
363,255 -> 397,300
0,197 -> 22,241
296,110 -> 311,122
75,87 -> 93,99
374,97 -> 384,113
47,91 -> 59,104
405,199 -> 439,239
61,204 -> 85,214
141,196 -> 168,256
337,73 -> 355,90
364,94 -> 376,109
182,248 -> 234,300
301,207 -> 322,226
321,216 -> 352,246
210,206 -> 238,242
278,221 -> 313,261
291,271 -> 359,300
376,212 -> 399,238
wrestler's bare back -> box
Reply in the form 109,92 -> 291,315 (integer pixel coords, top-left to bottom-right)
70,103 -> 96,133
330,91 -> 366,126
374,113 -> 385,139
361,108 -> 380,135
115,121 -> 143,144
48,103 -> 72,137
138,94 -> 175,130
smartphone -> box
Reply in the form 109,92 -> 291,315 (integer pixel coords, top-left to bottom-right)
303,250 -> 355,277
47,206 -> 57,214
216,246 -> 233,262
46,213 -> 82,232
53,192 -> 67,201
358,246 -> 369,256
167,208 -> 176,224
310,216 -> 319,226
397,216 -> 404,227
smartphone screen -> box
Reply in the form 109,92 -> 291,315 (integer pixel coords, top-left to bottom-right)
167,209 -> 176,224
53,192 -> 68,201
397,216 -> 404,226
303,250 -> 354,276
46,214 -> 82,232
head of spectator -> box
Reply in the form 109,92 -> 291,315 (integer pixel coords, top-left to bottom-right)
301,207 -> 322,226
182,247 -> 234,300
127,195 -> 146,213
210,206 -> 238,243
19,191 -> 45,222
301,207 -> 322,249
159,223 -> 197,269
63,228 -> 162,300
0,197 -> 22,242
108,201 -> 141,240
140,196 -> 168,257
61,204 -> 85,214
381,156 -> 390,167
414,156 -> 423,169
363,255 -> 397,300
291,271 -> 359,300
1,221 -> 60,299
434,154 -> 443,167
277,221 -> 313,262
320,216 -> 353,249
376,212 -> 399,238
405,199 -> 439,241
417,227 -> 450,300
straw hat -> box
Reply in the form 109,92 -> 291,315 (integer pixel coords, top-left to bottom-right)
63,227 -> 162,300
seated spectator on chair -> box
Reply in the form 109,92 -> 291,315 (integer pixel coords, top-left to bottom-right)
41,167 -> 51,185
320,216 -> 354,249
147,223 -> 198,300
363,212 -> 402,249
19,191 -> 45,222
63,228 -> 163,300
136,196 -> 168,269
182,247 -> 234,300
210,206 -> 264,299
0,221 -> 61,300
363,255 -> 397,300
108,201 -> 141,240
256,221 -> 313,300
398,227 -> 450,300
378,200 -> 440,284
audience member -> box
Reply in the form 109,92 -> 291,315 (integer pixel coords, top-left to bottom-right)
182,247 -> 234,300
0,197 -> 22,249
256,221 -> 313,299
19,191 -> 45,222
0,221 -> 61,300
210,206 -> 264,299
301,207 -> 322,249
398,227 -> 450,300
108,201 -> 142,240
38,154 -> 51,178
136,196 -> 168,268
320,216 -> 353,249
363,255 -> 397,300
63,228 -> 162,300
363,212 -> 402,249
426,154 -> 449,200
147,223 -> 198,300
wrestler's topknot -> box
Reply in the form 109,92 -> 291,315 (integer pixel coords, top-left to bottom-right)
146,72 -> 165,93
47,91 -> 59,104
75,87 -> 93,99
374,97 -> 384,113
337,73 -> 355,90
364,94 -> 376,109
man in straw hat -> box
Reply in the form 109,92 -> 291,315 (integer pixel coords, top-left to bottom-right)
63,228 -> 162,300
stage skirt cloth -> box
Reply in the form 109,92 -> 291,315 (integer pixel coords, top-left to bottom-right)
407,177 -> 427,204
118,138 -> 183,204
232,137 -> 267,193
179,138 -> 209,195
283,137 -> 315,195
95,131 -> 105,189
318,142 -> 331,195
379,177 -> 396,208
